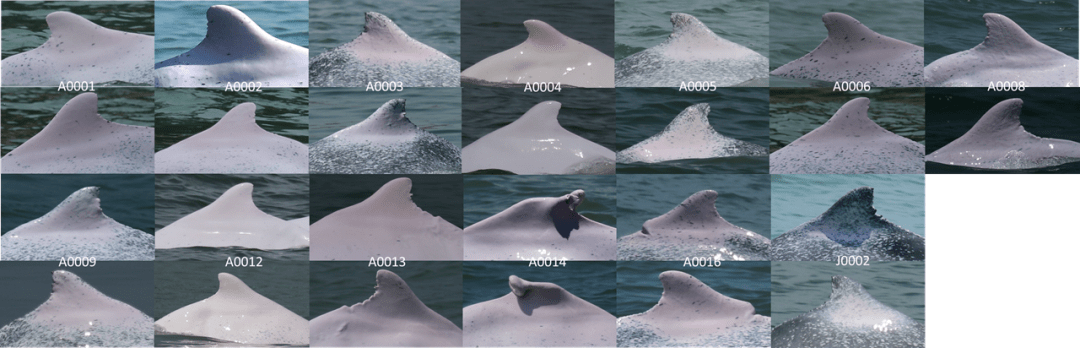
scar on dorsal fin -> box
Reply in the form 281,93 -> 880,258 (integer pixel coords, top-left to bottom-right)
354,269 -> 427,312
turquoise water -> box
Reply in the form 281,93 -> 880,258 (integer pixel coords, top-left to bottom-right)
461,0 -> 614,69
462,87 -> 617,161
0,261 -> 155,328
617,261 -> 770,317
1,1 -> 155,59
614,0 -> 769,60
616,174 -> 769,238
769,0 -> 924,87
2,174 -> 155,235
770,88 -> 925,152
463,261 -> 617,316
771,261 -> 924,327
309,261 -> 463,328
1,88 -> 155,156
154,88 -> 308,151
771,174 -> 925,239
309,0 -> 460,61
925,0 -> 1078,64
310,174 -> 463,228
463,175 -> 616,228
154,1 -> 308,63
309,87 -> 462,148
616,87 -> 769,174
154,174 -> 309,261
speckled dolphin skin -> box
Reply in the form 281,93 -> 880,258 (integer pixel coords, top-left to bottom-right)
154,102 -> 308,174
309,270 -> 462,347
615,13 -> 767,87
926,98 -> 1080,169
310,177 -> 463,261
616,103 -> 767,164
463,275 -> 615,346
464,189 -> 615,261
617,190 -> 769,261
769,97 -> 924,174
772,275 -> 925,348
1,92 -> 154,174
154,5 -> 308,87
462,101 -> 615,174
310,99 -> 461,174
1,187 -> 154,261
155,273 -> 309,345
925,13 -> 1079,87
1,11 -> 153,86
461,19 -> 614,88
770,187 -> 924,261
310,12 -> 459,87
155,183 -> 310,250
0,271 -> 153,347
771,12 -> 923,87
617,271 -> 770,347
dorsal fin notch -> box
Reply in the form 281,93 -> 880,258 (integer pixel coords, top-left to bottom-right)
362,12 -> 407,38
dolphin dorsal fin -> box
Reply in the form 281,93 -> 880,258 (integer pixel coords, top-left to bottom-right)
523,20 -> 570,49
669,13 -> 716,39
360,178 -> 423,214
509,275 -> 565,299
829,275 -> 874,302
819,12 -> 916,51
362,12 -> 411,41
347,99 -> 417,136
215,272 -> 259,298
197,183 -> 267,220
354,270 -> 428,312
657,103 -> 719,140
203,5 -> 282,50
504,101 -> 565,133
642,190 -> 738,234
978,13 -> 1050,53
950,98 -> 1035,147
45,11 -> 106,40
820,187 -> 878,221
32,92 -> 110,140
803,97 -> 891,139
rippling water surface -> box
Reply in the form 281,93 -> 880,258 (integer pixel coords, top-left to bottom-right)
310,87 -> 461,148
0,262 -> 155,328
771,174 -> 925,239
771,261 -> 924,328
617,261 -> 770,317
770,88 -> 925,152
155,88 -> 308,150
2,174 -> 155,235
616,174 -> 769,238
617,87 -> 768,174
615,0 -> 768,60
309,0 -> 460,61
2,88 -> 154,156
154,1 -> 309,63
925,0 -> 1078,64
770,0 -> 924,87
2,1 -> 154,59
